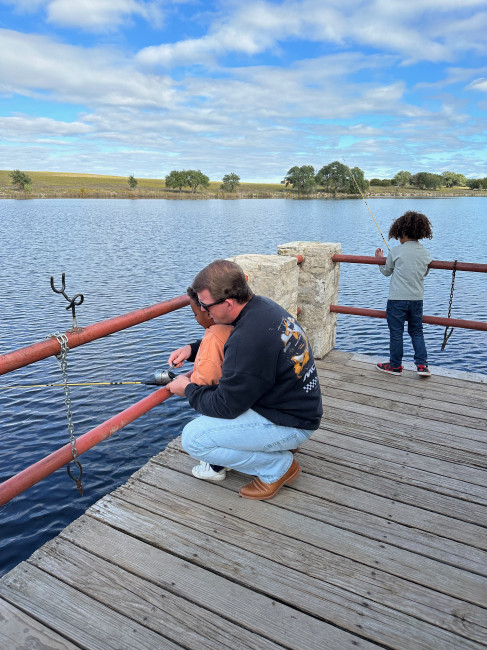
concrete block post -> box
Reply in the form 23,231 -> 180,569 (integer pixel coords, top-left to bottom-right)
277,241 -> 342,358
227,254 -> 300,316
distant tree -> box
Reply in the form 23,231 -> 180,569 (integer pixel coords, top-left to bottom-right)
221,173 -> 240,192
467,177 -> 487,189
370,178 -> 392,186
10,169 -> 32,190
165,170 -> 188,192
410,172 -> 442,190
441,171 -> 467,187
316,161 -> 368,196
128,175 -> 138,189
186,169 -> 210,193
285,165 -> 316,193
392,171 -> 412,187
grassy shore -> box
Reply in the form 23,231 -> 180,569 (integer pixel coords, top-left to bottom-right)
0,170 -> 485,199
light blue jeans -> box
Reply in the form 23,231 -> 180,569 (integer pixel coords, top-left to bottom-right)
181,409 -> 314,483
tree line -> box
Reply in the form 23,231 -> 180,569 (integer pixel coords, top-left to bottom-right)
7,165 -> 486,193
370,170 -> 487,190
284,162 -> 487,194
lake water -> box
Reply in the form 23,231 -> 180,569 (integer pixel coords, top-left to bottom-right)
1,197 -> 486,576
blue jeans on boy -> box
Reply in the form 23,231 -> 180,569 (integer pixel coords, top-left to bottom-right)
182,408 -> 313,483
386,299 -> 427,367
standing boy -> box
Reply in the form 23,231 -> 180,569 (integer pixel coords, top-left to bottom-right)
375,210 -> 433,376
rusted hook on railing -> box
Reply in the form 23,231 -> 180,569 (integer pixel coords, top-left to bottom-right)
67,459 -> 84,496
50,273 -> 84,329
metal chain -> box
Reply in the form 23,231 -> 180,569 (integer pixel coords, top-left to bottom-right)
48,332 -> 84,494
441,261 -> 457,350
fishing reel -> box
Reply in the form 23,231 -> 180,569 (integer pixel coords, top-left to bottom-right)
142,369 -> 176,386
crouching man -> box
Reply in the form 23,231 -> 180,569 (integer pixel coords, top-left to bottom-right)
167,259 -> 322,500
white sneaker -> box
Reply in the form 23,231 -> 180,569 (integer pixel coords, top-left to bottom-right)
192,461 -> 228,482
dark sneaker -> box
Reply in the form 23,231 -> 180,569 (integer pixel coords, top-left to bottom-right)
376,362 -> 403,375
417,365 -> 431,377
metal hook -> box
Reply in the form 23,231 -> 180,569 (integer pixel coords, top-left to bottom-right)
50,273 -> 84,329
67,459 -> 84,495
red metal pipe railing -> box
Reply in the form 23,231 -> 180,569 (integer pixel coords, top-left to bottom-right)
332,254 -> 487,273
330,306 -> 487,331
0,378 -> 192,507
330,254 -> 487,331
0,294 -> 190,377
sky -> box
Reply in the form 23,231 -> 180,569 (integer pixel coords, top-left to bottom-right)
0,0 -> 486,182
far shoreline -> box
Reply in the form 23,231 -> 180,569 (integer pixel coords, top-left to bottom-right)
1,170 -> 486,200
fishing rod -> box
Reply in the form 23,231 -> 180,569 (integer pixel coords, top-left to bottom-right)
343,159 -> 390,251
0,369 -> 176,391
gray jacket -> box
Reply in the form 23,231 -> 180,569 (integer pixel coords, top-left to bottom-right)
380,241 -> 432,300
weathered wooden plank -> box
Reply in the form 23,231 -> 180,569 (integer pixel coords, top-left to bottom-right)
60,515 -> 379,650
87,493 -> 486,649
305,435 -> 487,511
158,446 -> 487,556
314,427 -> 487,499
124,463 -> 487,644
0,563 -> 181,650
316,404 -> 484,467
293,440 -> 486,526
320,352 -> 487,393
132,461 -> 487,593
29,538 -> 285,650
317,357 -> 487,407
320,390 -> 487,447
317,369 -> 487,427
0,597 -> 81,650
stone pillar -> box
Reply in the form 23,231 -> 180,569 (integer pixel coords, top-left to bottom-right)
277,241 -> 341,358
227,254 -> 299,316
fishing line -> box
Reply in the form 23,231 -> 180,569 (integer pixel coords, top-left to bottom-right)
343,159 -> 390,251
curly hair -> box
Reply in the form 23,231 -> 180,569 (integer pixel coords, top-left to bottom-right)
388,211 -> 433,241
190,259 -> 253,304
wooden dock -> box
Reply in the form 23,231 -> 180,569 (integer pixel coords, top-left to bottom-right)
1,350 -> 486,649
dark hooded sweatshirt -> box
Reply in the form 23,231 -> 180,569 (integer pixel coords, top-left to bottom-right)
185,295 -> 323,430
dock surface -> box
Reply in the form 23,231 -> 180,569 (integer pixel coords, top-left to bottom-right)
1,350 -> 486,649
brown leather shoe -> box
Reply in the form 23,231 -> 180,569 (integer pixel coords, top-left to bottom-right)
239,459 -> 301,500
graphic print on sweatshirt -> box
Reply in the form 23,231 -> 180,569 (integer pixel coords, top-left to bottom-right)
278,316 -> 312,379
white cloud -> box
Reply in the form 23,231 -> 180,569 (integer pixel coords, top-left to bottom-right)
0,30 -> 176,107
0,115 -> 93,139
467,78 -> 487,93
47,0 -> 163,30
136,0 -> 487,67
0,0 -> 164,30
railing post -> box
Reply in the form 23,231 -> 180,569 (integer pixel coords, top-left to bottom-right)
278,242 -> 342,358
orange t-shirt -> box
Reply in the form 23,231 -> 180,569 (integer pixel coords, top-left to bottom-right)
191,324 -> 233,386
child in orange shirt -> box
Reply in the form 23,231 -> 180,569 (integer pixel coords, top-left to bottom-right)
171,287 -> 233,480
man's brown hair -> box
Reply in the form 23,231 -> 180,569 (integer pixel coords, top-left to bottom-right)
190,259 -> 253,304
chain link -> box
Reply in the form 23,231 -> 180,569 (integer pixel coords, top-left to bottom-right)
47,332 -> 83,494
441,261 -> 457,350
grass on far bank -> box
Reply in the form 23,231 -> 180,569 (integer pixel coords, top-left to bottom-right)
0,170 -> 484,199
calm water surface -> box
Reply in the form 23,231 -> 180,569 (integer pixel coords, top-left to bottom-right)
1,197 -> 486,576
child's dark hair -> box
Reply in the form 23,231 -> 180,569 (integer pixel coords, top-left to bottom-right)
388,211 -> 433,240
187,286 -> 198,302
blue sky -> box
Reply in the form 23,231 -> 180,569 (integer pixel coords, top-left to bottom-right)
0,0 -> 486,182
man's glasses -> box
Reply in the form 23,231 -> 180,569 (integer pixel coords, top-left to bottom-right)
198,297 -> 227,312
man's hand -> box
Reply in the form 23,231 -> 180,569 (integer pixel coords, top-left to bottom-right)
166,375 -> 191,397
375,248 -> 385,257
168,344 -> 192,368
